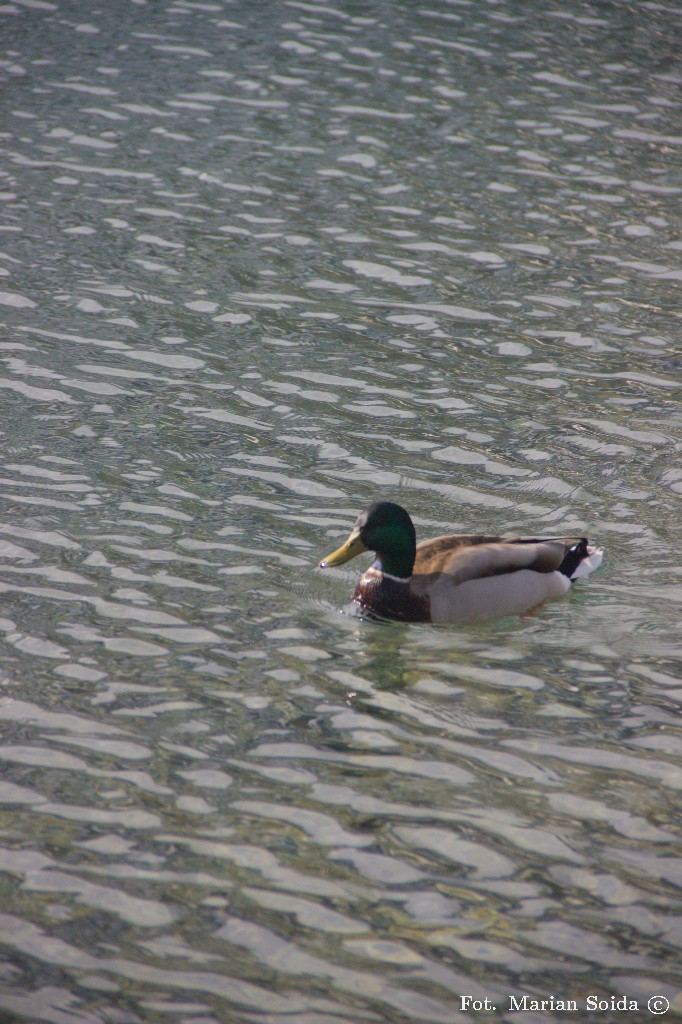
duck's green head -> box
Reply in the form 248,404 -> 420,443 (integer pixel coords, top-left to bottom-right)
319,501 -> 417,579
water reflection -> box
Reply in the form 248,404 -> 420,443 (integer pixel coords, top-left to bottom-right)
0,0 -> 681,1020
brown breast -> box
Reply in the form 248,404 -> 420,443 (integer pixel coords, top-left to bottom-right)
353,571 -> 431,623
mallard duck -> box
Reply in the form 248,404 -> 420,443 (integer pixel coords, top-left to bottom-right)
319,501 -> 603,624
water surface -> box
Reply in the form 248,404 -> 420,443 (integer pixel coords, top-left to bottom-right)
0,1 -> 681,1022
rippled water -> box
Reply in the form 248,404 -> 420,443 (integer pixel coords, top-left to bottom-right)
0,1 -> 681,1021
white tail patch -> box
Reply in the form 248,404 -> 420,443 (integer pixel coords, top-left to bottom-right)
570,545 -> 603,581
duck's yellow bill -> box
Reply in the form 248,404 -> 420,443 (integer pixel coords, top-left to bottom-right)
319,529 -> 367,568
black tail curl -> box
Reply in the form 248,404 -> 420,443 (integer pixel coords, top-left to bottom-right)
558,538 -> 589,579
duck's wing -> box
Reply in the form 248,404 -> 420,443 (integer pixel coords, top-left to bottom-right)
413,534 -> 585,585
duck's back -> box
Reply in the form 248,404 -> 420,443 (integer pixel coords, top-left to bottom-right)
410,534 -> 593,625
415,533 -> 578,577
